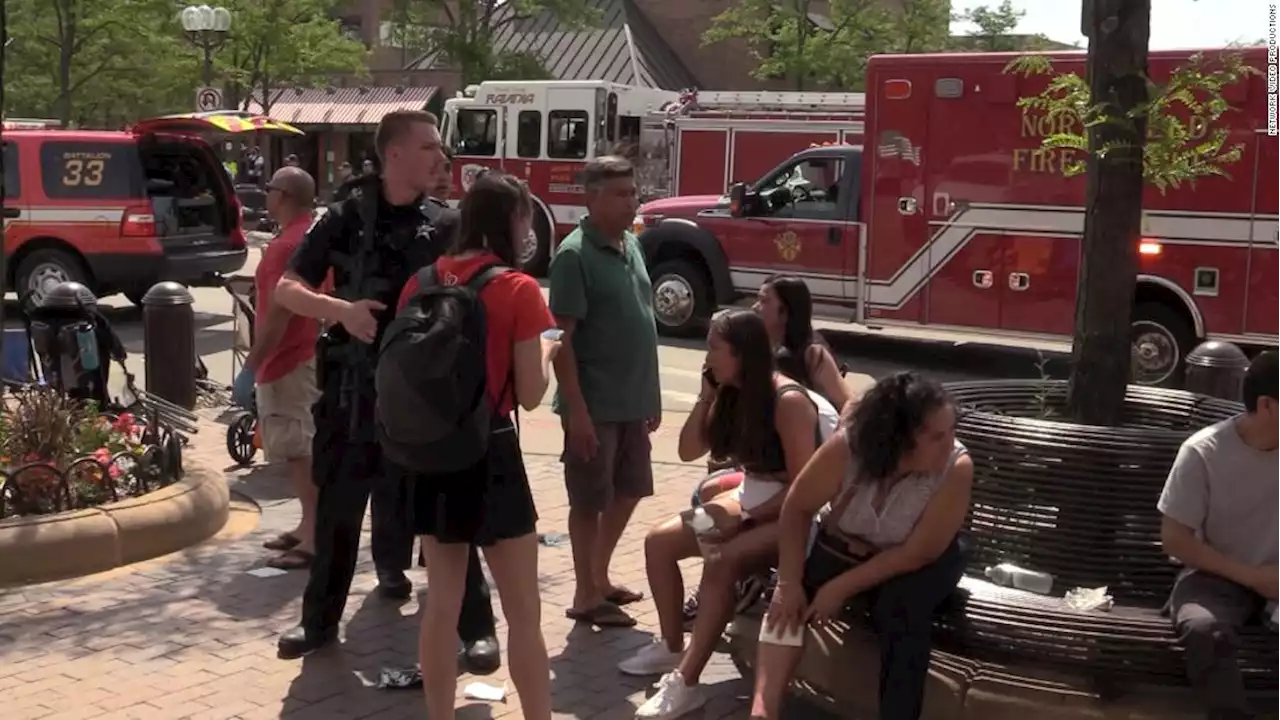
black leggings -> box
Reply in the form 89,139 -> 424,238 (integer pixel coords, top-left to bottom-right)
803,534 -> 968,720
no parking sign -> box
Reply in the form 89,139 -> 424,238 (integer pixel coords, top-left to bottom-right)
195,87 -> 223,112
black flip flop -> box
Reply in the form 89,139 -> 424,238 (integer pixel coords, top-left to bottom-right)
605,587 -> 645,606
565,602 -> 637,628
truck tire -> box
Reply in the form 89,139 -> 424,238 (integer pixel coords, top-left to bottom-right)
1131,302 -> 1194,388
519,208 -> 553,276
16,249 -> 91,307
651,258 -> 711,337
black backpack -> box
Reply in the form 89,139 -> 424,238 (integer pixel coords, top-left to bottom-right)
375,262 -> 512,474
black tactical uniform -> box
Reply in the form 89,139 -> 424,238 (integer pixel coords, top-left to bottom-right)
276,179 -> 496,661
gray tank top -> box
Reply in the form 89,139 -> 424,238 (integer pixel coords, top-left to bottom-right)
827,434 -> 967,549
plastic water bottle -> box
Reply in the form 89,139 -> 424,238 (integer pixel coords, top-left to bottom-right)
1266,601 -> 1278,632
688,507 -> 721,562
984,563 -> 1054,595
74,323 -> 100,371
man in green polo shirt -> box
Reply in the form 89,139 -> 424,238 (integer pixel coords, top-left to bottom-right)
550,155 -> 662,628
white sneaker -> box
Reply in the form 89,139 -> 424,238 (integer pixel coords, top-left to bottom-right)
635,670 -> 707,719
618,641 -> 683,676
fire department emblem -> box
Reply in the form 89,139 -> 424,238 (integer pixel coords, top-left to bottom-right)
460,163 -> 486,192
775,231 -> 801,262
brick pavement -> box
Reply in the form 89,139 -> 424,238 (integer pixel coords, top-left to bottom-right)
0,419 -> 774,720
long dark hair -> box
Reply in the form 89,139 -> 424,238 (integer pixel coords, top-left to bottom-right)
764,274 -> 827,387
707,310 -> 778,468
845,371 -> 951,482
452,171 -> 531,266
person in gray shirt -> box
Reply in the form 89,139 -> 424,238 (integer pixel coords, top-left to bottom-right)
1158,350 -> 1278,719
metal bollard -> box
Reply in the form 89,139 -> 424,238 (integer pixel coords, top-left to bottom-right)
142,281 -> 197,410
1184,340 -> 1250,402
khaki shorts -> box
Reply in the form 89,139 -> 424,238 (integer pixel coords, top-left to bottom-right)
256,359 -> 320,462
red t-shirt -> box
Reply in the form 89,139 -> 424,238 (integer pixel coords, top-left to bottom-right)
254,217 -> 322,384
397,253 -> 553,416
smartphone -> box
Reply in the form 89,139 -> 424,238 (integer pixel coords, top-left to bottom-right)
758,620 -> 804,647
702,366 -> 719,389
542,328 -> 565,342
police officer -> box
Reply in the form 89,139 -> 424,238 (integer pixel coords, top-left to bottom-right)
271,111 -> 495,669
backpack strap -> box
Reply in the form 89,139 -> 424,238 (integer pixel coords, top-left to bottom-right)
461,262 -> 518,429
414,264 -> 440,295
466,263 -> 512,294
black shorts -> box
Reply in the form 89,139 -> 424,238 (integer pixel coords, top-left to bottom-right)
412,421 -> 538,546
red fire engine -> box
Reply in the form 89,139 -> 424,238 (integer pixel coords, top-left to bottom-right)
658,89 -> 865,197
634,47 -> 1278,387
441,81 -> 865,274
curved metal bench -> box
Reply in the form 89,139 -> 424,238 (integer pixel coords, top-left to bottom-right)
727,380 -> 1278,717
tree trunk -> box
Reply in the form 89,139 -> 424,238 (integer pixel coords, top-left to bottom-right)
1065,0 -> 1150,426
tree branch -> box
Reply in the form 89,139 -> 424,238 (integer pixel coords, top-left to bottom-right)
67,54 -> 117,96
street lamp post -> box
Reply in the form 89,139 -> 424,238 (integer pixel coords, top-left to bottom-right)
180,5 -> 232,88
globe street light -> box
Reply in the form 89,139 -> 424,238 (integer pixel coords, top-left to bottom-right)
180,5 -> 232,88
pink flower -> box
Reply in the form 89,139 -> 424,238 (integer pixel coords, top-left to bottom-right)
93,448 -> 111,464
114,412 -> 136,435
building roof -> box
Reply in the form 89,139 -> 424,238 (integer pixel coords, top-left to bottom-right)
246,86 -> 438,126
410,0 -> 699,90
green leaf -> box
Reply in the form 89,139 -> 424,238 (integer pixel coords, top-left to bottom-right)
1007,49 -> 1255,193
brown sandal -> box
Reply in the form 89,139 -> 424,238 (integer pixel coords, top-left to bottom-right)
266,548 -> 314,570
263,533 -> 301,551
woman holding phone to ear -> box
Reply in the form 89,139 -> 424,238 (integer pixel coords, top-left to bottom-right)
618,309 -> 838,720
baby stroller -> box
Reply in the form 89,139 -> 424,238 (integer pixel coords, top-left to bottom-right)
223,274 -> 261,466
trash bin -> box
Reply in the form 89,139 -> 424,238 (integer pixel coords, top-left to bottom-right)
1185,340 -> 1250,402
143,281 -> 197,410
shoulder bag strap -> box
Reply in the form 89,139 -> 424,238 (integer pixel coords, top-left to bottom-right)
776,382 -> 824,447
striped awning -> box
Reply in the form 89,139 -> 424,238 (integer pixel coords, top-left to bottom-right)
247,87 -> 438,126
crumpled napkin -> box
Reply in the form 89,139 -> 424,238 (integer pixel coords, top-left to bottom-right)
1065,585 -> 1114,612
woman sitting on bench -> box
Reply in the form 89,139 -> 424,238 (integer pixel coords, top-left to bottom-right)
619,310 -> 837,719
697,273 -> 850,500
756,273 -> 853,412
749,372 -> 972,720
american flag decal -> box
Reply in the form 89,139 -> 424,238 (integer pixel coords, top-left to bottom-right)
876,131 -> 922,166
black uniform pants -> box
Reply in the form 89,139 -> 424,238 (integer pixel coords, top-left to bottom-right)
299,383 -> 495,641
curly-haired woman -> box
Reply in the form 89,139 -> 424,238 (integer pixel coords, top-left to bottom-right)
748,371 -> 972,720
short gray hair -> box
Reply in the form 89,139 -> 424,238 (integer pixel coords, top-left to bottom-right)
582,155 -> 633,192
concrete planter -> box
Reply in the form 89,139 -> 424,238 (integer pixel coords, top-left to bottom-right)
0,465 -> 228,586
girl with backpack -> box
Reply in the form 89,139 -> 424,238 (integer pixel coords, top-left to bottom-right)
391,171 -> 558,720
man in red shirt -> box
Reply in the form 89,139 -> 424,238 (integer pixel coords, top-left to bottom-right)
245,166 -> 323,568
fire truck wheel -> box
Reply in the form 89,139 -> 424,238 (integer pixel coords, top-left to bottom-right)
15,249 -> 91,308
651,258 -> 710,337
519,209 -> 553,276
1130,302 -> 1193,388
